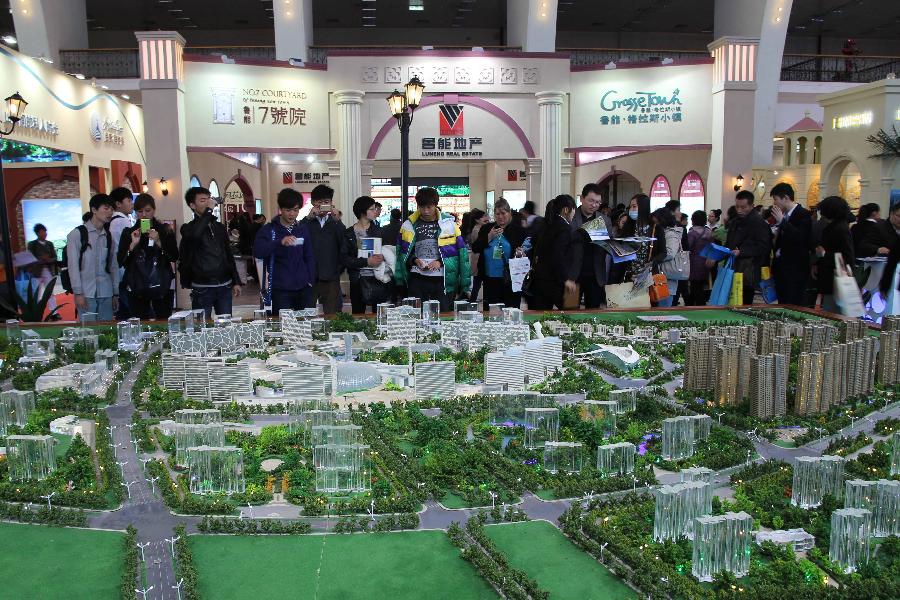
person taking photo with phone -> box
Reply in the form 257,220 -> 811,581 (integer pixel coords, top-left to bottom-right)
306,184 -> 346,314
254,188 -> 316,315
117,193 -> 178,319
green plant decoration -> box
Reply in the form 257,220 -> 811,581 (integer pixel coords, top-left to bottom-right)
867,125 -> 900,159
0,276 -> 67,322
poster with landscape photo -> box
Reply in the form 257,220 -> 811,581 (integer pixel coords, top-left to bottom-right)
22,199 -> 84,260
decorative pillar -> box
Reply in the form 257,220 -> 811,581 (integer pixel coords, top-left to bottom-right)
536,91 -> 565,208
707,37 -> 758,210
560,156 -> 574,199
274,0 -> 313,63
136,31 -> 193,307
526,158 -> 543,214
333,90 -> 365,220
506,0 -> 558,53
325,160 -> 342,216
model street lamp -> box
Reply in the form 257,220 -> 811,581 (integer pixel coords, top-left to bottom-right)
386,76 -> 425,219
0,91 -> 27,306
165,535 -> 180,558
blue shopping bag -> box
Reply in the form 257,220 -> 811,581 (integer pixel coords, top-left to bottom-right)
708,255 -> 735,306
699,243 -> 732,262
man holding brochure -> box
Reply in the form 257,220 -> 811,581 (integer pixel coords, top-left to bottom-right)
570,183 -> 613,308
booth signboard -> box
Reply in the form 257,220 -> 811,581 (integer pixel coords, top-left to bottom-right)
679,171 -> 705,216
183,60 -> 329,150
569,63 -> 713,149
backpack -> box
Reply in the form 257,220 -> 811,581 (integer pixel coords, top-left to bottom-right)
60,224 -> 112,294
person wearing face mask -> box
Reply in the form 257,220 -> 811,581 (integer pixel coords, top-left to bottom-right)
609,193 -> 666,284
471,197 -> 526,310
528,194 -> 578,310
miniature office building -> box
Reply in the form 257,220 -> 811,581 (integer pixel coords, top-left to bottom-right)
281,363 -> 331,399
310,424 -> 361,446
6,435 -> 56,481
653,481 -> 712,541
175,409 -> 222,425
662,416 -> 696,460
692,511 -> 753,582
755,528 -> 815,552
791,455 -> 845,508
523,407 -> 559,449
844,478 -> 900,537
117,319 -> 143,351
680,467 -> 714,484
577,400 -> 617,439
313,443 -> 371,493
829,508 -> 872,573
543,441 -> 583,473
208,363 -> 252,402
20,337 -> 54,363
596,442 -> 635,477
0,390 -> 34,435
892,432 -> 899,476
185,445 -> 245,495
59,326 -> 98,351
609,388 -> 637,414
414,361 -> 456,400
175,422 -> 226,466
485,348 -> 526,390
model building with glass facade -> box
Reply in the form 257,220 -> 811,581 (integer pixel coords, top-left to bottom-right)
596,442 -> 635,477
829,508 -> 872,573
692,511 -> 753,582
791,455 -> 845,508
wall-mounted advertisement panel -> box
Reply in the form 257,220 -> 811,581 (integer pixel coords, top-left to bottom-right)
22,199 -> 83,259
649,174 -> 672,211
678,171 -> 706,216
371,177 -> 470,215
569,63 -> 713,149
183,59 -> 330,150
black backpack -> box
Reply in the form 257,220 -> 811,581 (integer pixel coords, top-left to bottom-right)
60,223 -> 113,294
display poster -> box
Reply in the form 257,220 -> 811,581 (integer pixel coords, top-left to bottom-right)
678,171 -> 705,215
570,63 -> 713,148
649,175 -> 672,211
22,199 -> 84,260
183,60 -> 329,149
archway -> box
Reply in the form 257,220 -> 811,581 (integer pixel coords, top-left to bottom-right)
678,171 -> 706,215
823,156 -> 863,212
222,173 -> 255,224
598,169 -> 642,208
649,174 -> 672,211
807,180 -> 821,210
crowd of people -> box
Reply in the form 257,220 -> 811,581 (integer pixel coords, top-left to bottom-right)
51,179 -> 899,322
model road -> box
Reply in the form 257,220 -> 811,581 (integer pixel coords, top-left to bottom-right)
70,342 -> 898,599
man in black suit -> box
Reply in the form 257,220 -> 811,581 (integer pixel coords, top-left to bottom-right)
770,183 -> 811,306
726,191 -> 773,305
569,183 -> 612,308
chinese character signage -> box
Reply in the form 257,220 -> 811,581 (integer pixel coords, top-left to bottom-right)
88,111 -> 124,146
599,88 -> 683,127
281,171 -> 330,185
421,104 -> 483,158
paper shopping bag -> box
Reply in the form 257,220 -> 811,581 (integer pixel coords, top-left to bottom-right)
729,271 -> 744,306
834,254 -> 865,317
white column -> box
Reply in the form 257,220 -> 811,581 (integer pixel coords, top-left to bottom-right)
136,31 -> 193,308
360,159 -> 374,208
11,0 -> 88,64
325,160 -> 342,216
560,157 -> 574,198
333,90 -> 365,219
707,37 -> 759,210
536,91 -> 564,207
526,158 -> 543,214
274,0 -> 313,62
507,0 -> 558,52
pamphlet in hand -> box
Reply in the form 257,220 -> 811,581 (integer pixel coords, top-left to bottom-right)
598,240 -> 638,263
581,217 -> 610,243
358,238 -> 382,259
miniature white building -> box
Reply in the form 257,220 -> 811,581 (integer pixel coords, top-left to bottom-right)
49,415 -> 84,437
414,361 -> 456,400
755,528 -> 815,552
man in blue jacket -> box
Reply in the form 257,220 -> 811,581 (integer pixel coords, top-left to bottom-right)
253,188 -> 316,314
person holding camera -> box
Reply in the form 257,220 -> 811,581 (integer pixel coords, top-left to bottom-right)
254,188 -> 316,315
178,187 -> 242,319
306,184 -> 345,314
117,194 -> 178,320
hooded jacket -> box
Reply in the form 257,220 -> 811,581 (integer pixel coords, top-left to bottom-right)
395,210 -> 471,296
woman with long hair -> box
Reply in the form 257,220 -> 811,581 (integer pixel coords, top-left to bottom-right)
814,195 -> 854,313
471,198 -> 526,310
609,193 -> 666,284
687,210 -> 713,305
528,194 -> 578,310
852,202 -> 889,258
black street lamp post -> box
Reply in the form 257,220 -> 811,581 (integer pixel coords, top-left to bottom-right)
386,77 -> 424,219
0,91 -> 28,304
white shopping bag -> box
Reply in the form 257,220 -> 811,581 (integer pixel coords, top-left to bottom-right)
833,254 -> 865,317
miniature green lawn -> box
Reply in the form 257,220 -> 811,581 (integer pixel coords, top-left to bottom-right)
190,529 -> 495,600
485,520 -> 636,600
0,523 -> 123,599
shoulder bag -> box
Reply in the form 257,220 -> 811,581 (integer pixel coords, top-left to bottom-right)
658,226 -> 691,281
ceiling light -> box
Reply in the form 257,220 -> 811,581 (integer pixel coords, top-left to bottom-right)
101,84 -> 109,90
273,155 -> 281,162
121,94 -> 130,99
306,155 -> 315,163
409,0 -> 424,10
168,8 -> 183,12
1,35 -> 16,45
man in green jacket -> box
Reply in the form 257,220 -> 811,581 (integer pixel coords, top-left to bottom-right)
394,187 -> 471,310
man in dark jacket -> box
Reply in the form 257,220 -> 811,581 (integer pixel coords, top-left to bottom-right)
726,191 -> 772,305
305,184 -> 345,314
569,183 -> 612,308
380,208 -> 402,246
179,187 -> 242,319
770,182 -> 811,306
253,189 -> 316,315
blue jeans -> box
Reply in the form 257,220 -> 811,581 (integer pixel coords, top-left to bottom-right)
271,287 -> 312,315
81,297 -> 114,322
191,285 -> 233,319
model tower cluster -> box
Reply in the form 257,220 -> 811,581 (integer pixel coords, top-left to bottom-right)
691,511 -> 753,582
653,481 -> 712,541
791,455 -> 845,508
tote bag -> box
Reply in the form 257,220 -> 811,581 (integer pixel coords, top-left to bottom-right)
708,256 -> 735,306
833,254 -> 865,317
658,227 -> 690,281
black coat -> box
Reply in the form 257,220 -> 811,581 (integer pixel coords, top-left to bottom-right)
179,211 -> 240,287
471,218 -> 527,279
341,221 -> 382,283
725,210 -> 772,286
852,218 -> 891,258
305,215 -> 346,281
569,209 -> 612,285
380,219 -> 402,247
816,220 -> 853,295
532,215 -> 575,288
773,204 -> 812,271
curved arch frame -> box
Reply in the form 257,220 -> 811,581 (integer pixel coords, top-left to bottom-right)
366,94 -> 535,160
649,173 -> 673,199
223,172 -> 256,216
821,152 -> 869,201
677,170 -> 706,202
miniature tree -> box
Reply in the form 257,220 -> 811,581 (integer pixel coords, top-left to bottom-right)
791,455 -> 844,508
692,512 -> 753,582
662,416 -> 696,460
523,407 -> 559,449
6,435 -> 56,481
578,400 -> 617,438
542,442 -> 583,473
829,508 -> 872,573
596,442 -> 635,477
186,445 -> 245,495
